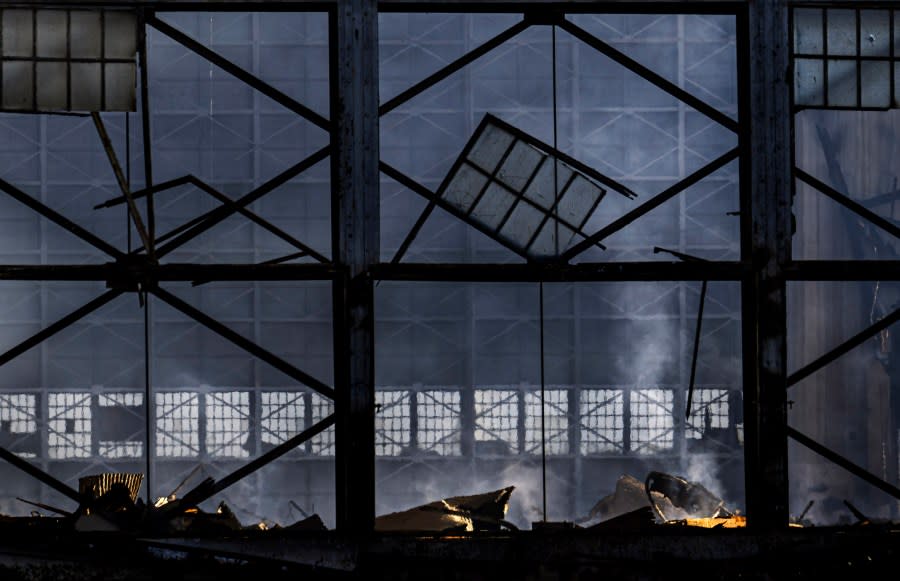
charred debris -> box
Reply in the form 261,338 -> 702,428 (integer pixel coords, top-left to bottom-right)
1,468 -> 841,538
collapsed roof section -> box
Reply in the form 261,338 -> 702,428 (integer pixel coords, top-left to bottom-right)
436,114 -> 636,261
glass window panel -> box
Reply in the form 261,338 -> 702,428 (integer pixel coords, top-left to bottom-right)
499,201 -> 544,248
859,10 -> 891,57
524,389 -> 568,455
475,388 -> 518,455
3,10 -> 34,58
794,58 -> 824,107
103,62 -> 135,110
2,61 -> 33,110
467,122 -> 514,173
35,10 -> 67,59
556,175 -> 603,228
260,391 -> 304,447
629,388 -> 674,455
529,219 -> 576,257
579,388 -> 624,455
417,389 -> 460,456
70,62 -> 101,111
827,59 -> 857,107
861,60 -> 891,108
155,392 -> 199,458
206,391 -> 250,458
685,388 -> 730,439
826,9 -> 857,56
375,390 -> 410,457
36,61 -> 67,110
523,160 -> 572,211
470,182 -> 516,231
70,11 -> 102,59
497,140 -> 544,192
48,392 -> 92,459
442,162 -> 488,213
103,10 -> 137,59
793,8 -> 823,55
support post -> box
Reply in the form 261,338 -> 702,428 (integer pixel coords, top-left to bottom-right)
741,0 -> 791,530
331,0 -> 379,533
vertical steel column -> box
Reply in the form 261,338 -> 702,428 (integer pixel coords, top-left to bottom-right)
741,0 -> 791,530
331,0 -> 379,533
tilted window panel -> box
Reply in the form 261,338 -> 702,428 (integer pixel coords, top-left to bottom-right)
310,392 -> 335,457
437,114 -> 634,260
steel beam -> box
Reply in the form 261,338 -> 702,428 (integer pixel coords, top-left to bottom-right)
560,147 -> 739,262
154,145 -> 330,258
331,0 -> 379,534
372,261 -> 744,282
787,426 -> 900,502
0,263 -> 336,281
741,0 -> 791,530
150,285 -> 335,400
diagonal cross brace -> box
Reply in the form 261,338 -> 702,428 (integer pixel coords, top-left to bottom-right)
151,285 -> 335,400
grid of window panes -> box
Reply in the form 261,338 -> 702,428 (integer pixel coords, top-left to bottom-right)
375,390 -> 411,457
205,391 -> 250,458
524,388 -> 568,455
474,388 -> 518,454
417,389 -> 461,456
0,393 -> 38,458
98,392 -> 143,458
155,391 -> 200,458
309,392 -> 335,456
685,388 -> 730,439
629,388 -> 675,455
47,392 -> 91,459
792,7 -> 899,109
579,388 -> 625,455
260,391 -> 304,448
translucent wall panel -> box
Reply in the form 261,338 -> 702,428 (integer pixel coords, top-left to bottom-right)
794,109 -> 900,261
787,281 -> 898,525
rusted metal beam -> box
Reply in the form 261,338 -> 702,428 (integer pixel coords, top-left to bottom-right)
332,0 -> 379,534
742,0 -> 791,530
92,112 -> 154,259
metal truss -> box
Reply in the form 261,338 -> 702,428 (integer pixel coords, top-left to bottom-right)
0,0 -> 888,533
